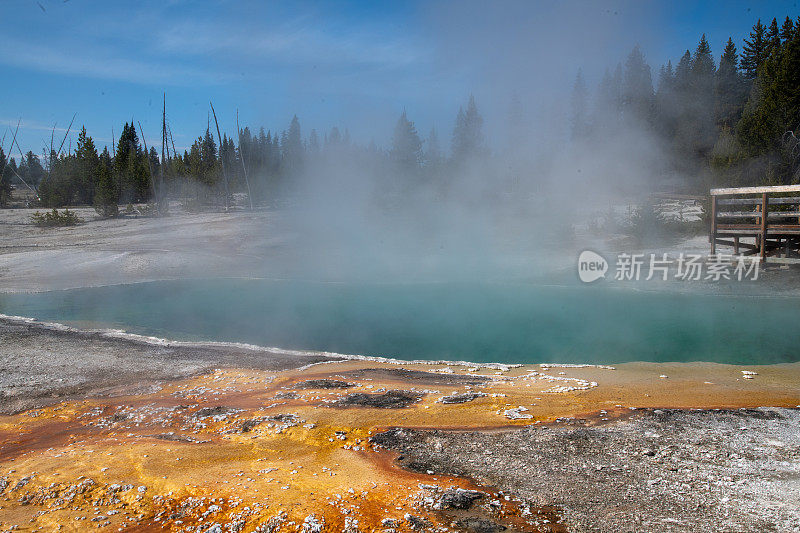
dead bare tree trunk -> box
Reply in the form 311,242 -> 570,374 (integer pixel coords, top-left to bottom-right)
160,94 -> 167,211
137,120 -> 158,211
1,120 -> 36,195
55,113 -> 76,157
0,120 -> 28,191
168,124 -> 178,160
209,101 -> 230,210
49,123 -> 55,176
2,122 -> 35,202
236,109 -> 254,210
11,124 -> 37,195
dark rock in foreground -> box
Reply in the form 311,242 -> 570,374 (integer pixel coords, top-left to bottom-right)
333,390 -> 423,409
439,391 -> 487,404
439,488 -> 484,509
292,379 -> 355,390
455,517 -> 507,533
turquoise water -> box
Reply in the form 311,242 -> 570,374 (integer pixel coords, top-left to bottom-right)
1,279 -> 799,365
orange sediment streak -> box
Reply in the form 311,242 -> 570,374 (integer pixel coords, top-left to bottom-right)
1,360 -> 798,531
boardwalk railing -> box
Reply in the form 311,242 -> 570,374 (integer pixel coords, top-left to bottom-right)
710,184 -> 800,263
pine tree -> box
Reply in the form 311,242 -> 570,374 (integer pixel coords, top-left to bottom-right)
20,151 -> 45,188
691,35 -> 716,98
148,146 -> 160,186
390,110 -> 423,170
270,131 -> 280,174
715,37 -> 746,128
718,38 -> 738,76
781,16 -> 795,43
199,127 -> 218,186
5,157 -> 17,185
188,138 -> 204,183
737,18 -> 800,164
238,125 -> 254,179
654,61 -> 677,137
74,127 -> 99,205
766,18 -> 781,56
666,38 -> 719,172
658,61 -> 674,89
327,127 -> 342,148
694,35 -> 715,69
622,45 -> 654,124
741,19 -> 768,78
674,50 -> 692,90
685,35 -> 717,160
114,122 -> 151,202
281,115 -> 303,175
94,147 -> 118,217
258,128 -> 269,175
451,95 -> 485,161
219,134 -> 236,188
309,129 -> 320,154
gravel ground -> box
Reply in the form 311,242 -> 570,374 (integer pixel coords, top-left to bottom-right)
0,317 -> 339,414
0,206 -> 288,292
372,408 -> 800,532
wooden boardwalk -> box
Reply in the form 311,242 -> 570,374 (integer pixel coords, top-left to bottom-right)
710,184 -> 800,263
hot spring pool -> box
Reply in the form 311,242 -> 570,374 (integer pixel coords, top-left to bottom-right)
1,279 -> 799,365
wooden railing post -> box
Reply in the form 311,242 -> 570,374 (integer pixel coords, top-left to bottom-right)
710,195 -> 717,255
760,193 -> 769,262
756,202 -> 762,251
708,185 -> 800,260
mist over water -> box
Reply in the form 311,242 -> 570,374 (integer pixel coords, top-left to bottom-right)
227,2 -> 681,285
276,158 -> 574,284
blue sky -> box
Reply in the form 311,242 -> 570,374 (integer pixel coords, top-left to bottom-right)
1,0 -> 797,157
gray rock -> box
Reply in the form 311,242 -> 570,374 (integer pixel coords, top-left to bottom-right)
334,390 -> 424,409
405,513 -> 432,530
293,379 -> 354,390
439,488 -> 484,509
439,392 -> 487,404
454,517 -> 507,533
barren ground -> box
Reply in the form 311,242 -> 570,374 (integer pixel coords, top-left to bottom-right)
0,206 -> 281,292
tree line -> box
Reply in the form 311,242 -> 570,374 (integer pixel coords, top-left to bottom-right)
572,14 -> 800,189
0,94 -> 486,211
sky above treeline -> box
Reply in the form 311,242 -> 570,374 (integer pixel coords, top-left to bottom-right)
1,0 -> 797,156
